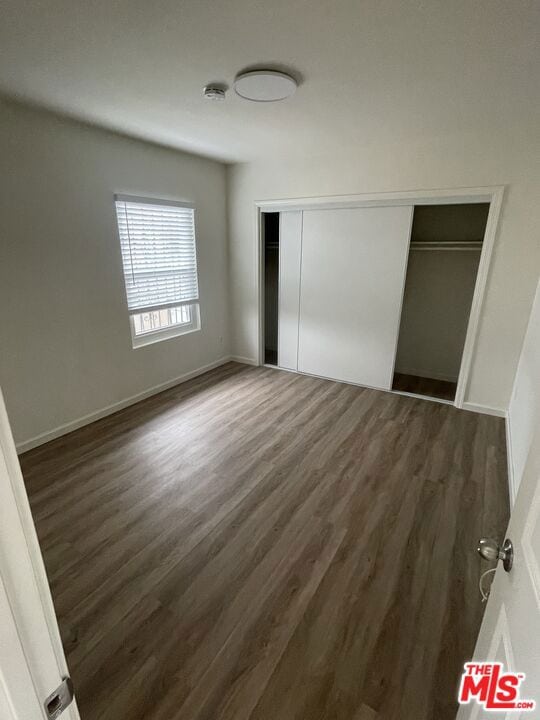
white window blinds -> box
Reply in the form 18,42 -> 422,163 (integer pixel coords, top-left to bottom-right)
114,195 -> 199,313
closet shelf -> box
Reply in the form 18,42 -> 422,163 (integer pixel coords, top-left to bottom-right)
410,240 -> 483,251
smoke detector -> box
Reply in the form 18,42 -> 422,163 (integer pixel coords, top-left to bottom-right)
234,70 -> 297,102
203,85 -> 227,101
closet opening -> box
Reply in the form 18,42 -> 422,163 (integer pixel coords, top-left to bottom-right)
263,212 -> 280,365
392,203 -> 490,402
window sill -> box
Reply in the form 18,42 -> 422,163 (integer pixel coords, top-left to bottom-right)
131,323 -> 200,349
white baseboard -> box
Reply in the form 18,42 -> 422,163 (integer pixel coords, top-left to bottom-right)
505,411 -> 516,507
16,355 -> 232,454
230,355 -> 259,366
461,401 -> 506,418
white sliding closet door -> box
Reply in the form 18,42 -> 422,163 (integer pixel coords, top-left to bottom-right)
278,211 -> 302,370
298,206 -> 413,389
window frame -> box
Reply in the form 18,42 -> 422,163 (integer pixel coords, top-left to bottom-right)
129,302 -> 201,348
114,194 -> 202,349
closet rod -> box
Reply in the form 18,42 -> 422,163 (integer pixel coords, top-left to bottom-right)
410,240 -> 482,252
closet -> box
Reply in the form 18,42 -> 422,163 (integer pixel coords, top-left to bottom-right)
263,213 -> 279,365
261,199 -> 490,403
297,206 -> 412,388
392,204 -> 489,401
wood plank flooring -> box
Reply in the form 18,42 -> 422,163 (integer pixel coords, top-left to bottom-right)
392,372 -> 458,401
20,362 -> 509,720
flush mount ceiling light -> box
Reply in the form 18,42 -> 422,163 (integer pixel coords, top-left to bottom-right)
234,70 -> 297,102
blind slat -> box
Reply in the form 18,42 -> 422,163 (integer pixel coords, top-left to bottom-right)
115,198 -> 199,312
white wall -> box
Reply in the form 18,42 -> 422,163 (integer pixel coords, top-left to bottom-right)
507,279 -> 540,504
227,133 -> 540,412
0,99 -> 230,448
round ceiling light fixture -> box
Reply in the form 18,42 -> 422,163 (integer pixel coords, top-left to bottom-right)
234,70 -> 297,102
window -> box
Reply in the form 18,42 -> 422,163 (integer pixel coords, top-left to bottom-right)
114,195 -> 201,347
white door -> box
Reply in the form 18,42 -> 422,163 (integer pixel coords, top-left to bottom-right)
457,283 -> 540,720
297,205 -> 413,389
0,391 -> 80,720
456,425 -> 540,719
278,211 -> 302,371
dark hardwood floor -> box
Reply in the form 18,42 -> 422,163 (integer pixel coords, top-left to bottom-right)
392,372 -> 458,401
20,362 -> 509,720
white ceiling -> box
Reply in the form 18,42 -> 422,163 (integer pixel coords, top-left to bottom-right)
1,0 -> 538,163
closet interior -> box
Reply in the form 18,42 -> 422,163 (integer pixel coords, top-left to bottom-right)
392,203 -> 489,401
261,200 -> 490,404
263,212 -> 279,365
